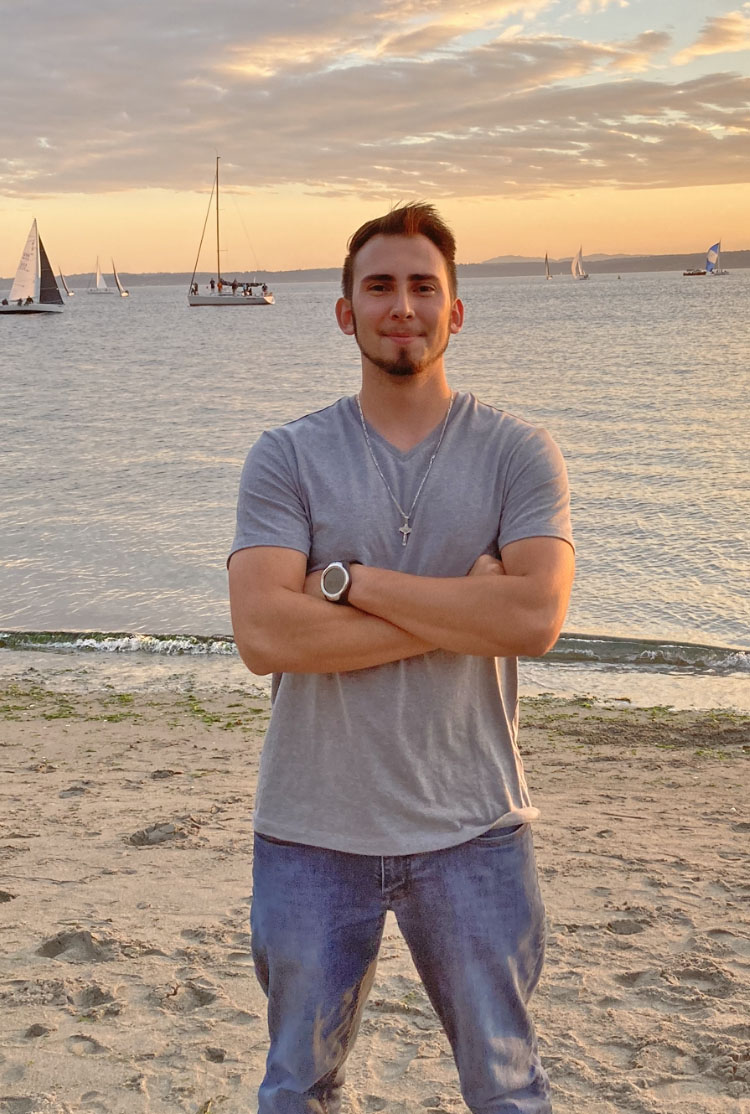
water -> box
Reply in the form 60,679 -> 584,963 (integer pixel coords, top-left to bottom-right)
1,272 -> 748,709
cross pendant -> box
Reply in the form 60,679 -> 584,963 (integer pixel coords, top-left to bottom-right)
399,520 -> 412,546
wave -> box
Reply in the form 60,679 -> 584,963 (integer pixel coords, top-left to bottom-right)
0,631 -> 236,656
1,629 -> 748,676
547,633 -> 749,675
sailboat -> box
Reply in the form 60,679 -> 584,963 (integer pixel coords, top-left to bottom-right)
706,242 -> 729,276
112,260 -> 129,297
58,268 -> 75,296
544,253 -> 552,279
571,246 -> 588,280
188,156 -> 274,307
88,257 -> 113,293
0,219 -> 64,315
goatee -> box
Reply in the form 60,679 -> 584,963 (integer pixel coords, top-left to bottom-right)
351,315 -> 449,378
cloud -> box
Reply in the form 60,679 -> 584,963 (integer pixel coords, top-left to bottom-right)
578,0 -> 628,12
607,30 -> 671,73
673,8 -> 750,65
0,2 -> 748,206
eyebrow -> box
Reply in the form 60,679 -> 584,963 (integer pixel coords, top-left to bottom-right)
360,272 -> 440,284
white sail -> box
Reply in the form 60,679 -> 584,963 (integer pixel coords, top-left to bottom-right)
112,260 -> 129,296
1,219 -> 64,314
9,220 -> 41,303
572,246 -> 588,279
89,257 -> 112,292
58,267 -> 74,296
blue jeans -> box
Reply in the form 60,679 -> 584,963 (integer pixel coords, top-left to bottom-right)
251,825 -> 550,1114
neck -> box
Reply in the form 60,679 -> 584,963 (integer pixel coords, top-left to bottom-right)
358,367 -> 453,450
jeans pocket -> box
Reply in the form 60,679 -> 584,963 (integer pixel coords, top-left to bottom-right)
255,831 -> 303,848
472,823 -> 526,846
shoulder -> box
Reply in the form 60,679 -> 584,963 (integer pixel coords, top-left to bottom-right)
452,392 -> 564,456
258,397 -> 353,450
247,398 -> 354,463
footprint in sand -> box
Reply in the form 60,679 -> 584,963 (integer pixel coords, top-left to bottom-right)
156,982 -> 217,1012
607,918 -> 647,935
79,1092 -> 109,1113
128,819 -> 196,846
67,1033 -> 109,1056
24,1023 -> 56,1038
36,929 -> 113,962
0,1100 -> 39,1114
706,928 -> 750,957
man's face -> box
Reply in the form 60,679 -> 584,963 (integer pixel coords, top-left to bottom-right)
336,234 -> 463,378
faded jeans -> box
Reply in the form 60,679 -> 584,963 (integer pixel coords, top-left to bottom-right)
251,824 -> 551,1114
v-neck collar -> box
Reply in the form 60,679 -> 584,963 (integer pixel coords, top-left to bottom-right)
348,392 -> 459,462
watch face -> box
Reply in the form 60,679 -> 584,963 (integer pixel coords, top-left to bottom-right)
323,565 -> 347,597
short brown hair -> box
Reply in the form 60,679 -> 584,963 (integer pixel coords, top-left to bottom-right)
341,202 -> 457,301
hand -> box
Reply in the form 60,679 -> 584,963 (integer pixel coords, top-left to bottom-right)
468,553 -> 505,577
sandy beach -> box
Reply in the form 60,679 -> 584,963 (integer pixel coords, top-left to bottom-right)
1,676 -> 748,1114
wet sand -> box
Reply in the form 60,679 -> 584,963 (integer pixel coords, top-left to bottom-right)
1,678 -> 748,1114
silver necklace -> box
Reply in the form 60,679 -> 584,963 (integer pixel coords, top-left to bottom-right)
355,392 -> 454,546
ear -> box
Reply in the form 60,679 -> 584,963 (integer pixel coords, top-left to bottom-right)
335,297 -> 355,336
450,297 -> 464,335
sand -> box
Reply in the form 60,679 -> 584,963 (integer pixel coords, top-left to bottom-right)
0,677 -> 748,1114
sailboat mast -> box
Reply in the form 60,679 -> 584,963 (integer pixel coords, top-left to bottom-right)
215,156 -> 221,282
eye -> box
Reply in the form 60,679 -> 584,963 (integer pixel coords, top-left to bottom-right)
415,283 -> 436,294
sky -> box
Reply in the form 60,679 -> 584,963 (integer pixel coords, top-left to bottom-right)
1,0 -> 749,274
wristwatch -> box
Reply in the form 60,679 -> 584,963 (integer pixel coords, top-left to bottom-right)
320,561 -> 355,604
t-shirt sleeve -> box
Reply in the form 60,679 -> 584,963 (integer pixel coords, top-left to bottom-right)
228,431 -> 311,563
497,426 -> 573,552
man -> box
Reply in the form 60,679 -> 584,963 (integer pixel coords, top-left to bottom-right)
228,203 -> 574,1114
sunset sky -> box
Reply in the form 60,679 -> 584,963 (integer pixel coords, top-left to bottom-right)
1,0 -> 748,275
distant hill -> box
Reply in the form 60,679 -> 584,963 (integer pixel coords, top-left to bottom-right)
482,252 -> 640,264
465,251 -> 750,277
3,252 -> 749,287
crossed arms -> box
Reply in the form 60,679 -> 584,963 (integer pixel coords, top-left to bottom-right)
228,537 -> 574,676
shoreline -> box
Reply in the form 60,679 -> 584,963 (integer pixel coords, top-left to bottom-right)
1,676 -> 748,1113
1,643 -> 749,713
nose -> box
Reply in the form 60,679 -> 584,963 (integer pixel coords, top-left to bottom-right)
389,286 -> 414,319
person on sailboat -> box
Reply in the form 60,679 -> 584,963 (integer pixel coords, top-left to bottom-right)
210,278 -> 216,292
228,202 -> 574,1114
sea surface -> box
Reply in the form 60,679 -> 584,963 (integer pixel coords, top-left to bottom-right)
1,272 -> 748,710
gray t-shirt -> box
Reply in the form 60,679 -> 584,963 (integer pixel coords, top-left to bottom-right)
230,391 -> 573,855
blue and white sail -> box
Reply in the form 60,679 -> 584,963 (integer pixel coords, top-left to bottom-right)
705,241 -> 728,275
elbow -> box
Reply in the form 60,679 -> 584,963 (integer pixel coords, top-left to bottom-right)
237,643 -> 274,676
517,614 -> 564,658
233,628 -> 277,676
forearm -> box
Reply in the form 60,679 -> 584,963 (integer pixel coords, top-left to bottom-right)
232,587 -> 436,675
348,565 -> 563,658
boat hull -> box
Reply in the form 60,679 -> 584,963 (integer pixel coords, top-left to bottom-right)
188,293 -> 274,306
0,303 -> 64,314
